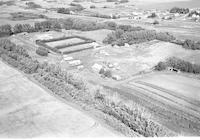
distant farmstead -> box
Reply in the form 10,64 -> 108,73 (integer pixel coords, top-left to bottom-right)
167,67 -> 181,73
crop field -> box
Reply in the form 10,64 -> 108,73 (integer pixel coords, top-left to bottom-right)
0,61 -> 116,138
130,73 -> 200,103
120,72 -> 200,135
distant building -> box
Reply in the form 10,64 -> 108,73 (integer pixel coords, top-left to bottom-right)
63,56 -> 73,61
69,60 -> 81,66
167,67 -> 181,73
90,42 -> 100,49
112,75 -> 122,81
77,65 -> 84,70
92,63 -> 103,73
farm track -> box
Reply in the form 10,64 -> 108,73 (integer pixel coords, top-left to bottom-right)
130,81 -> 200,118
135,81 -> 200,108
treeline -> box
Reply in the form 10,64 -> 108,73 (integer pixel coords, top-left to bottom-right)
0,20 -> 62,37
57,3 -> 84,14
170,7 -> 189,14
89,13 -> 120,19
0,19 -> 120,37
103,28 -> 175,46
0,39 -> 173,137
188,10 -> 200,17
155,57 -> 200,74
26,2 -> 42,9
59,18 -> 127,31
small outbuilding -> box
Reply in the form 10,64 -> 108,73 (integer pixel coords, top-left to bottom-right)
64,56 -> 73,61
112,75 -> 122,81
69,60 -> 81,66
90,42 -> 100,49
92,63 -> 103,73
167,67 -> 181,73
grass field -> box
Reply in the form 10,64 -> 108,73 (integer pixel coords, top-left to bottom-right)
0,61 -> 117,137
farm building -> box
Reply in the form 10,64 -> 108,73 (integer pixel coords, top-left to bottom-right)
92,63 -> 103,73
77,65 -> 84,70
112,75 -> 122,81
90,42 -> 100,49
69,60 -> 81,66
64,56 -> 73,61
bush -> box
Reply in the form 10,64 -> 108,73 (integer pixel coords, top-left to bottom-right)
0,24 -> 12,37
155,62 -> 167,71
105,21 -> 117,30
148,13 -> 157,18
120,0 -> 129,3
153,20 -> 159,25
170,7 -> 189,14
26,2 -> 42,9
57,8 -> 70,14
155,57 -> 200,74
90,5 -> 96,9
183,39 -> 200,50
36,47 -> 48,56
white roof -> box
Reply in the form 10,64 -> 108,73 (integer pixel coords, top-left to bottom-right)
92,63 -> 103,71
64,57 -> 73,61
69,60 -> 81,64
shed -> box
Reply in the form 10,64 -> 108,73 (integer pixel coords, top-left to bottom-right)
90,42 -> 100,49
112,75 -> 122,81
77,65 -> 84,70
124,43 -> 130,47
92,63 -> 103,73
64,56 -> 73,61
69,60 -> 81,66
